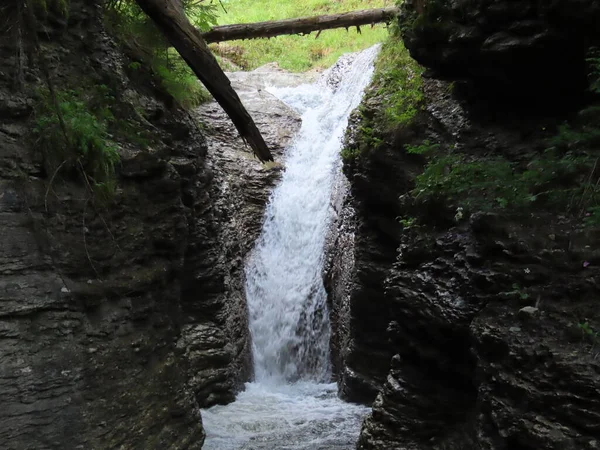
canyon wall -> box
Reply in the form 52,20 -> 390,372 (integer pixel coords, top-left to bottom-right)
0,2 -> 296,448
328,1 -> 600,448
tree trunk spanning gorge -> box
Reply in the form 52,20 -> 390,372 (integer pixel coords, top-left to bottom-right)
134,0 -> 273,162
201,7 -> 399,43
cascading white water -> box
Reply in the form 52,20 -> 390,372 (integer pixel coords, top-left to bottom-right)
202,45 -> 379,450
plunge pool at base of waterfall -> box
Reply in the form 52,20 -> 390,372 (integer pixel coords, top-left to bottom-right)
202,382 -> 369,449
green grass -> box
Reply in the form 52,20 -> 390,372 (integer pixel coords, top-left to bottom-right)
207,0 -> 392,72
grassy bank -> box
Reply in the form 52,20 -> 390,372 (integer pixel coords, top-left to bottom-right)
207,0 -> 391,72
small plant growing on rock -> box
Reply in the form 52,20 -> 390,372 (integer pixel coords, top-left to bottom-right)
578,322 -> 599,347
510,283 -> 530,301
33,89 -> 120,194
405,139 -> 439,155
398,216 -> 417,228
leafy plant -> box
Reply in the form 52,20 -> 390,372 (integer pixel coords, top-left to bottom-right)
412,145 -> 599,220
405,139 -> 439,155
399,216 -> 417,228
412,155 -> 522,210
578,322 -> 599,346
33,89 -> 120,192
154,62 -> 210,109
510,283 -> 530,301
105,0 -> 213,109
587,47 -> 600,94
341,29 -> 424,162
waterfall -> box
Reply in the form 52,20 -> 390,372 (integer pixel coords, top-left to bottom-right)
202,45 -> 379,449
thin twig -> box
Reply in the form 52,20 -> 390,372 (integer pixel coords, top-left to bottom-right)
77,159 -> 122,254
577,157 -> 598,213
82,197 -> 100,277
44,159 -> 68,213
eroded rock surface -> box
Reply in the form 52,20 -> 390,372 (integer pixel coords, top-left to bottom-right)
0,3 -> 301,449
331,54 -> 600,450
400,0 -> 600,103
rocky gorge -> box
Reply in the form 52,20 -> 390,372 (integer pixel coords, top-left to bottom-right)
1,0 -> 600,449
327,0 -> 600,449
0,2 -> 305,447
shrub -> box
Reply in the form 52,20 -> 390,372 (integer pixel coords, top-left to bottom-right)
410,47 -> 600,223
104,0 -> 214,109
33,89 -> 120,192
412,144 -> 599,222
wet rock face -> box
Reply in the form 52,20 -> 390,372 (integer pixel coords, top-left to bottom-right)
1,41 -> 207,450
334,70 -> 600,447
189,67 -> 303,405
329,88 -> 440,403
400,0 -> 600,104
359,212 -> 600,450
0,2 -> 298,448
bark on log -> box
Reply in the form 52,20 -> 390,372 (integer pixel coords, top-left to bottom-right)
201,7 -> 399,43
134,0 -> 273,162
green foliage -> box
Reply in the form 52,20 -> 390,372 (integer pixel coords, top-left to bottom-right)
153,61 -> 210,109
587,47 -> 600,94
374,31 -> 424,127
578,322 -> 599,346
405,139 -> 439,155
413,154 -> 522,210
210,0 -> 388,72
399,216 -> 417,228
105,0 -> 212,109
341,28 -> 424,163
413,146 -> 599,218
510,283 -> 530,301
33,89 -> 120,191
340,145 -> 361,162
410,47 -> 600,221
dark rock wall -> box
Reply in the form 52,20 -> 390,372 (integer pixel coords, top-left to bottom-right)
400,0 -> 600,105
330,4 -> 600,447
0,2 -> 280,448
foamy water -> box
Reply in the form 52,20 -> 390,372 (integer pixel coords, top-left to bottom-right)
202,46 -> 379,450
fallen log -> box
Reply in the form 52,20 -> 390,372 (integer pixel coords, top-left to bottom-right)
201,7 -> 399,43
134,0 -> 273,162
